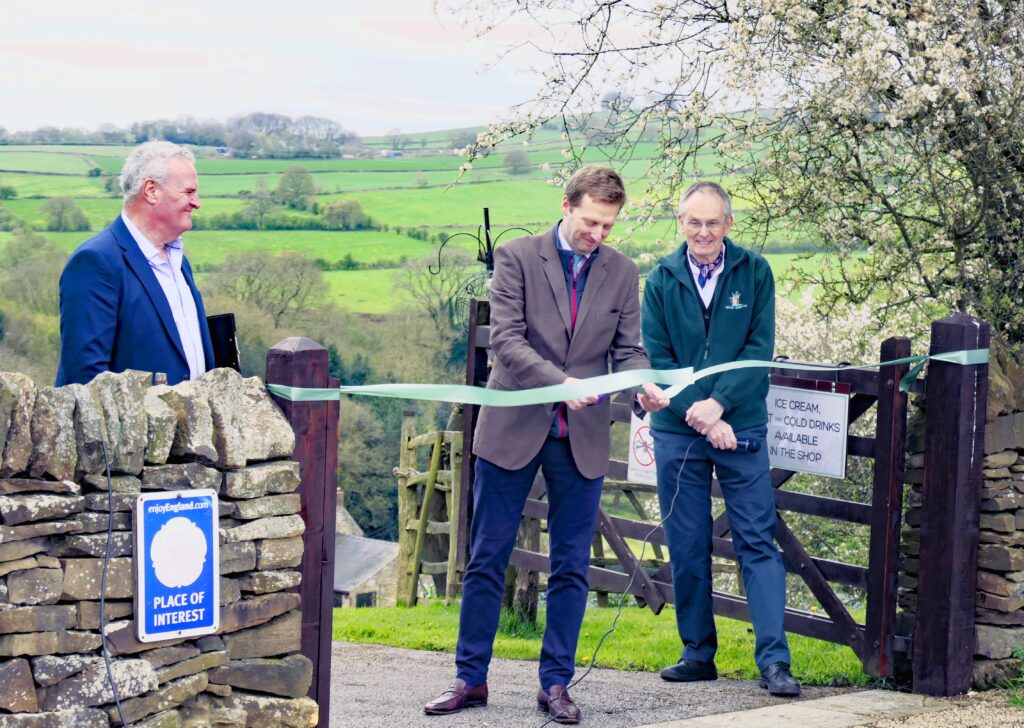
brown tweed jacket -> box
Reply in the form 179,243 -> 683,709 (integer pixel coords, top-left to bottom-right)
473,225 -> 650,479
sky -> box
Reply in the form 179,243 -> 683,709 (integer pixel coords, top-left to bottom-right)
0,1 -> 544,136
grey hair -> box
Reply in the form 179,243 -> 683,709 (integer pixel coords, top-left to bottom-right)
119,141 -> 195,202
679,181 -> 732,218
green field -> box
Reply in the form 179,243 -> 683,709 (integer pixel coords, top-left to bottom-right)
0,139 -> 710,179
0,173 -> 107,198
3,229 -> 471,268
2,197 -> 123,229
193,168 -> 544,197
84,155 -> 128,175
321,269 -> 413,314
0,196 -> 281,229
350,181 -> 566,228
0,221 -> 821,315
0,139 -> 822,315
0,151 -> 95,174
184,229 -> 472,268
340,172 -> 745,230
8,144 -> 138,156
315,250 -> 816,314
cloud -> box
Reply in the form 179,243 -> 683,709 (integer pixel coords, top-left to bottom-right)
1,42 -> 220,69
0,1 -> 546,135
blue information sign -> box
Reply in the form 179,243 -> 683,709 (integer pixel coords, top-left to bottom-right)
134,489 -> 220,642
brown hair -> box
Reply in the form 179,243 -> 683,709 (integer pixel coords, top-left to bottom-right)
564,165 -> 627,208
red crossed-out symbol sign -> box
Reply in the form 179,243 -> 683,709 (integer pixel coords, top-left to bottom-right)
632,424 -> 655,467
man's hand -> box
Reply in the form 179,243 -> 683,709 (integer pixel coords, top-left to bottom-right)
705,419 -> 737,450
685,398 -> 724,434
564,376 -> 600,410
637,382 -> 670,413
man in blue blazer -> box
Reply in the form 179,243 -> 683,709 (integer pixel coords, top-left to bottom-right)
56,141 -> 214,386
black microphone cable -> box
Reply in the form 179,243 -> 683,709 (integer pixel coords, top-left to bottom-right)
539,436 -> 701,727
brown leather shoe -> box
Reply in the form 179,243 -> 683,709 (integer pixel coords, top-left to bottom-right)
537,685 -> 580,724
423,679 -> 488,715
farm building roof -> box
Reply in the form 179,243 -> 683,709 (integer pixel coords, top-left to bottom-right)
333,534 -> 399,594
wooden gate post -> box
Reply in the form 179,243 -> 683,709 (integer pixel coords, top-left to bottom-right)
864,336 -> 911,677
458,299 -> 490,580
913,315 -> 989,696
395,411 -> 419,605
266,337 -> 340,725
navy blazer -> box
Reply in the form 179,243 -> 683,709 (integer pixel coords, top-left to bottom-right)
55,216 -> 215,386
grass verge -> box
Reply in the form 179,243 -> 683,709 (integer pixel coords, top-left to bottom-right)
1005,648 -> 1024,709
333,602 -> 871,686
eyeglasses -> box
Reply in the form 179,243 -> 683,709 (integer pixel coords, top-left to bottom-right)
684,219 -> 724,232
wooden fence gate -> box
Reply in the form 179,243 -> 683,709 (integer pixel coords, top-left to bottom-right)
458,299 -> 918,678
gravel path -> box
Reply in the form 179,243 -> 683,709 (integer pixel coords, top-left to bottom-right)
863,691 -> 1024,728
329,642 -> 854,728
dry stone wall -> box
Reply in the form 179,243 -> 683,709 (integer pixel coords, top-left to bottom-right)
899,342 -> 1024,689
0,368 -> 318,726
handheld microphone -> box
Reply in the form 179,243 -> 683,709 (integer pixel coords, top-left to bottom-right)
707,436 -> 761,453
633,399 -> 760,452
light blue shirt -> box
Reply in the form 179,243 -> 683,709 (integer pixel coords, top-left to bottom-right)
120,212 -> 206,381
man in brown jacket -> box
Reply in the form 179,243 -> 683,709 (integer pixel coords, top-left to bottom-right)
424,166 -> 668,724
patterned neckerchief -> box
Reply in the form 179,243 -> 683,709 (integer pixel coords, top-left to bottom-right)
688,249 -> 724,288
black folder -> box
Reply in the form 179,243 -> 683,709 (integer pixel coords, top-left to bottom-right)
206,313 -> 241,372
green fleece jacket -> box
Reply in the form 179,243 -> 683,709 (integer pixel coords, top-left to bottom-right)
642,237 -> 775,436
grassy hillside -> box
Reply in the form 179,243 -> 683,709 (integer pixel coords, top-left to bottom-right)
5,229 -> 470,268
0,150 -> 96,174
0,174 -> 107,197
0,133 -> 818,313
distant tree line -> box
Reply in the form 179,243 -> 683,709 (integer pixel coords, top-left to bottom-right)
0,113 -> 361,159
195,204 -> 376,232
2,163 -> 392,235
200,168 -> 376,231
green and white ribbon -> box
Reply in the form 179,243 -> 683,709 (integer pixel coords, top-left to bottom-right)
266,348 -> 989,405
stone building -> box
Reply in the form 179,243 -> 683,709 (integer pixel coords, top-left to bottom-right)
333,534 -> 398,608
335,492 -> 364,538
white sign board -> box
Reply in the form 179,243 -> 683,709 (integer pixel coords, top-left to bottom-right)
627,413 -> 658,485
134,489 -> 220,642
767,385 -> 849,479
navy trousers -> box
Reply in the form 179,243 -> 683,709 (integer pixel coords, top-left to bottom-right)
652,426 -> 791,671
456,436 -> 604,690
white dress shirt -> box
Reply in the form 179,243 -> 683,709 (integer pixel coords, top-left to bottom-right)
120,212 -> 206,380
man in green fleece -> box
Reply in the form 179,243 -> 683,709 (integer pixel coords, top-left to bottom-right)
641,181 -> 800,697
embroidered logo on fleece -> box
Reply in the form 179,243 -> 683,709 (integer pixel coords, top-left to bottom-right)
725,291 -> 748,310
